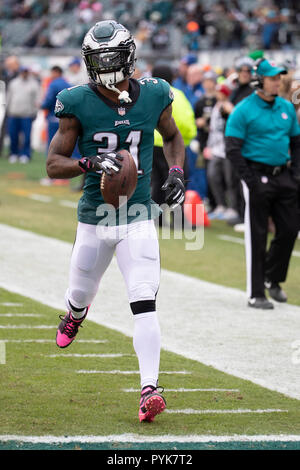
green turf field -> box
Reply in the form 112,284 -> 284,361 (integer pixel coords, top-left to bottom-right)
1,288 -> 300,439
1,151 -> 300,450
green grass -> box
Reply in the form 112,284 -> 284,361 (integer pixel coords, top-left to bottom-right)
1,150 -> 300,444
1,287 -> 300,437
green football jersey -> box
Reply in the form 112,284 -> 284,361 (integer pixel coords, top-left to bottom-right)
55,77 -> 174,225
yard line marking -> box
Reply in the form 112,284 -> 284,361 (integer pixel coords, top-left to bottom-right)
29,194 -> 52,203
218,234 -> 300,258
218,234 -> 244,245
1,339 -> 108,343
1,434 -> 300,443
165,408 -> 288,415
0,313 -> 42,317
46,353 -> 131,358
76,370 -> 191,375
0,303 -> 23,306
122,388 -> 240,393
59,200 -> 78,209
0,325 -> 57,329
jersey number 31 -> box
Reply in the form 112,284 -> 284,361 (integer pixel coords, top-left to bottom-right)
94,131 -> 144,175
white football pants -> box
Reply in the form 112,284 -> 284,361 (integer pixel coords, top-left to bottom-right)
65,219 -> 161,389
65,219 -> 160,309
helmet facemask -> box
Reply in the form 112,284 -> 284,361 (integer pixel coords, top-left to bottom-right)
83,42 -> 136,87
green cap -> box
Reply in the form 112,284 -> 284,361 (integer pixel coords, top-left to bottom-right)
257,59 -> 287,77
248,50 -> 264,61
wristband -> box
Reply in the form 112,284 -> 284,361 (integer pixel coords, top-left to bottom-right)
169,165 -> 184,174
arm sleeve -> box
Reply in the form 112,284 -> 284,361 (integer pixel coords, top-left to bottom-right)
225,136 -> 257,188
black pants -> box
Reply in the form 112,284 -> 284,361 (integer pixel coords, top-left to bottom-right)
242,167 -> 299,299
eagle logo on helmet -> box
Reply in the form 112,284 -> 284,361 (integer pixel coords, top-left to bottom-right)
81,20 -> 136,88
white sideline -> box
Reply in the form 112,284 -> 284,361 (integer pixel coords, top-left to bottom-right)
1,434 -> 300,443
122,388 -> 240,392
165,408 -> 288,415
75,370 -> 191,375
1,223 -> 300,399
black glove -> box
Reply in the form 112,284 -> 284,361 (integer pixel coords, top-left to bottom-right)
161,166 -> 185,209
79,152 -> 123,175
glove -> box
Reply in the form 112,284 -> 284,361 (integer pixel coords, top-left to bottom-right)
79,152 -> 123,175
161,166 -> 185,209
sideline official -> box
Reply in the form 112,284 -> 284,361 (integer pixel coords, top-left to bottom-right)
225,59 -> 300,309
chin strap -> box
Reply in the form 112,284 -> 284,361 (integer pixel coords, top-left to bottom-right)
105,83 -> 132,103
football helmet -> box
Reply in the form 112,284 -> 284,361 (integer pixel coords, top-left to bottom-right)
82,20 -> 136,93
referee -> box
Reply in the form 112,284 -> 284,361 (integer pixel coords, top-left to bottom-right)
225,58 -> 300,309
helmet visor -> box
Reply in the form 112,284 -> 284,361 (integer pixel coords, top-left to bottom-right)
84,46 -> 135,74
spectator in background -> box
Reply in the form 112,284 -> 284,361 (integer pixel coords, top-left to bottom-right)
40,65 -> 70,184
180,62 -> 206,200
204,83 -> 237,221
230,56 -> 254,106
195,71 -> 217,153
151,63 -> 196,224
41,65 -> 70,152
260,5 -> 282,50
0,55 -> 20,156
6,66 -> 40,163
65,57 -> 87,86
183,20 -> 200,51
173,54 -> 197,98
194,71 -> 217,211
185,63 -> 204,107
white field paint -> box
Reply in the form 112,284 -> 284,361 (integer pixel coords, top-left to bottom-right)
0,313 -> 42,317
29,194 -> 53,203
122,388 -> 240,392
76,370 -> 191,375
59,200 -> 78,209
0,325 -> 57,329
218,234 -> 300,258
1,339 -> 108,343
165,409 -> 288,415
1,224 -> 300,400
1,434 -> 300,444
0,303 -> 23,306
45,353 -> 132,358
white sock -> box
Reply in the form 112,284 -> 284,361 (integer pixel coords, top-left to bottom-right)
133,311 -> 161,390
66,298 -> 88,320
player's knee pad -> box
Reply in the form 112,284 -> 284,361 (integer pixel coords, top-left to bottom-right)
130,299 -> 156,315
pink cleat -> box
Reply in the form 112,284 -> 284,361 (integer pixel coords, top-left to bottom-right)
56,309 -> 88,348
139,386 -> 166,423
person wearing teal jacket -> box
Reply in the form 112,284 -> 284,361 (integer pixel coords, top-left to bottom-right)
225,58 -> 300,310
151,64 -> 197,211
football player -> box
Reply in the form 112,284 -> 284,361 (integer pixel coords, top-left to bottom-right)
47,20 -> 185,423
